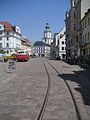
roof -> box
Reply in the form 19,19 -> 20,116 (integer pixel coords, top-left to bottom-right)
0,22 -> 14,32
21,38 -> 31,46
82,8 -> 90,21
34,41 -> 50,47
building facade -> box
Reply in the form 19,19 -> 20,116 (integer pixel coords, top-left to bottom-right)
65,0 -> 90,62
81,9 -> 90,63
0,21 -> 32,55
65,11 -> 71,58
33,41 -> 50,57
65,0 -> 77,59
0,22 -> 22,53
50,33 -> 58,59
55,27 -> 66,59
21,37 -> 32,56
50,27 -> 66,59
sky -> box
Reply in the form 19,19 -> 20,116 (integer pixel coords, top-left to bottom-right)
0,0 -> 70,44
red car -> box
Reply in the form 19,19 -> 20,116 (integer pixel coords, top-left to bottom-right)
16,50 -> 29,62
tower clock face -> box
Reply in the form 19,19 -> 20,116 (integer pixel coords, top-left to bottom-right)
0,24 -> 4,30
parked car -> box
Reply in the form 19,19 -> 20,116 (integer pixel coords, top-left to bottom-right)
3,53 -> 16,62
16,50 -> 29,62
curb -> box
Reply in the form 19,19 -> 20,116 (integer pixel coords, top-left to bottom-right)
68,81 -> 89,120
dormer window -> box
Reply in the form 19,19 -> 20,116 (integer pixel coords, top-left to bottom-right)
0,24 -> 4,30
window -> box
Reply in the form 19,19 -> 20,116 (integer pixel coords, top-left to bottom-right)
68,41 -> 70,47
6,43 -> 9,47
57,40 -> 59,45
0,37 -> 2,40
88,17 -> 90,25
62,41 -> 64,44
62,47 -> 64,50
0,32 -> 2,35
83,35 -> 85,43
76,36 -> 78,42
85,20 -> 87,27
7,32 -> 9,35
82,35 -> 84,42
0,43 -> 2,48
88,32 -> 90,41
85,34 -> 87,42
72,0 -> 76,6
7,37 -> 9,40
74,23 -> 76,30
60,34 -> 63,38
74,11 -> 76,18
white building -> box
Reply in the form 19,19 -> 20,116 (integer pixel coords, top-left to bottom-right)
42,23 -> 53,45
33,41 -> 50,57
55,27 -> 66,59
0,22 -> 22,53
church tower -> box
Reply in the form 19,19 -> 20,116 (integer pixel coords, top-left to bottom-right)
42,23 -> 53,45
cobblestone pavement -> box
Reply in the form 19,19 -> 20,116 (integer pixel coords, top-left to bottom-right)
0,58 -> 48,120
0,58 -> 90,120
47,59 -> 90,119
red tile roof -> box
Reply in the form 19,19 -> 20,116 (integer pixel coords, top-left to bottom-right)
0,21 -> 14,31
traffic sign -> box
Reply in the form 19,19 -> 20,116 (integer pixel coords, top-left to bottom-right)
7,59 -> 16,73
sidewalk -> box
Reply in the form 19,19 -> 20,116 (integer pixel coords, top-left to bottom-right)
65,61 -> 90,119
82,66 -> 90,118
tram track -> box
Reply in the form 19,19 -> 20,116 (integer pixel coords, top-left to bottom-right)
37,58 -> 51,120
37,58 -> 82,120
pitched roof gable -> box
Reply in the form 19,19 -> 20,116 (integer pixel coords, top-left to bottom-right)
0,21 -> 14,31
34,41 -> 50,47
